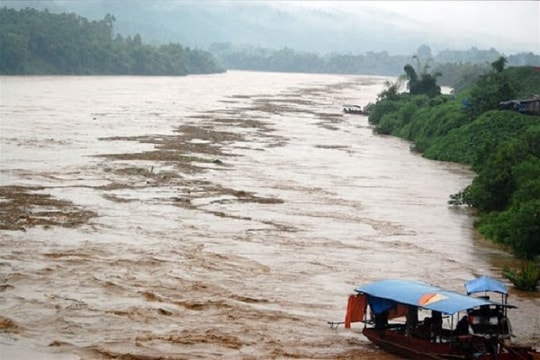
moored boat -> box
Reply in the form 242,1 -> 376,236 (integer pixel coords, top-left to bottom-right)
343,104 -> 369,115
344,278 -> 539,359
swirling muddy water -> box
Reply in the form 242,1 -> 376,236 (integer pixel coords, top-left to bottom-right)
0,72 -> 538,359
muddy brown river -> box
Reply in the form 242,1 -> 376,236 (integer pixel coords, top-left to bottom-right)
0,72 -> 538,359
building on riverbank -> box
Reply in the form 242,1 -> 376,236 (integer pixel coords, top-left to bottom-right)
499,96 -> 540,115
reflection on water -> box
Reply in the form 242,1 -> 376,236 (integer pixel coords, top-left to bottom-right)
1,71 -> 538,359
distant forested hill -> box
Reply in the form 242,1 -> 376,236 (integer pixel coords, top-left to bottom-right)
0,7 -> 224,75
2,3 -> 539,78
0,0 -> 451,55
209,42 -> 540,81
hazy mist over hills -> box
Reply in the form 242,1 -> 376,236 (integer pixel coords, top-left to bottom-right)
3,0 -> 539,56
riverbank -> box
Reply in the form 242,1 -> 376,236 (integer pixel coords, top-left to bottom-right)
367,65 -> 540,262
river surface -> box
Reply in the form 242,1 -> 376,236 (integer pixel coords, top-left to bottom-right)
0,71 -> 538,359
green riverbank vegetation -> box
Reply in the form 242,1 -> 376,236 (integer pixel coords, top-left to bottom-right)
367,56 -> 540,289
0,7 -> 224,75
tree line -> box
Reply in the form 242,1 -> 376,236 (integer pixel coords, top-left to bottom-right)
2,7 -> 539,80
209,43 -> 540,87
367,56 -> 540,276
0,7 -> 224,75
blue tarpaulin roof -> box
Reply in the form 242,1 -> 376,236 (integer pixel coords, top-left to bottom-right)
355,279 -> 502,315
465,275 -> 508,295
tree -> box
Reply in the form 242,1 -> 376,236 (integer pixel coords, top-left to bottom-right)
491,56 -> 507,73
0,8 -> 224,75
377,79 -> 403,101
468,56 -> 516,115
403,50 -> 441,98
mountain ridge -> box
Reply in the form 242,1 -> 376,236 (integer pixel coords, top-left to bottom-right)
4,0 -> 534,55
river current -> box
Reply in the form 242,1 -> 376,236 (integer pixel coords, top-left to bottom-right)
0,71 -> 538,359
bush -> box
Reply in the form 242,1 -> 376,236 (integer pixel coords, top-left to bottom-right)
503,262 -> 540,291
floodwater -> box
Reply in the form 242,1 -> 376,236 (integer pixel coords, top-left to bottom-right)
0,71 -> 538,359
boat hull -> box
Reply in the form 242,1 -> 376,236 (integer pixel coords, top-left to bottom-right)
362,328 -> 537,360
363,328 -> 455,360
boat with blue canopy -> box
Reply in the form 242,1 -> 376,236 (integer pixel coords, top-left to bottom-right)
342,279 -> 538,360
464,276 -> 514,337
465,275 -> 508,301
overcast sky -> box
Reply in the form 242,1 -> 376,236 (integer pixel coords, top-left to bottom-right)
282,0 -> 540,53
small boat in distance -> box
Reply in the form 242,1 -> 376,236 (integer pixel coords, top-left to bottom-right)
343,278 -> 539,359
343,104 -> 369,115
